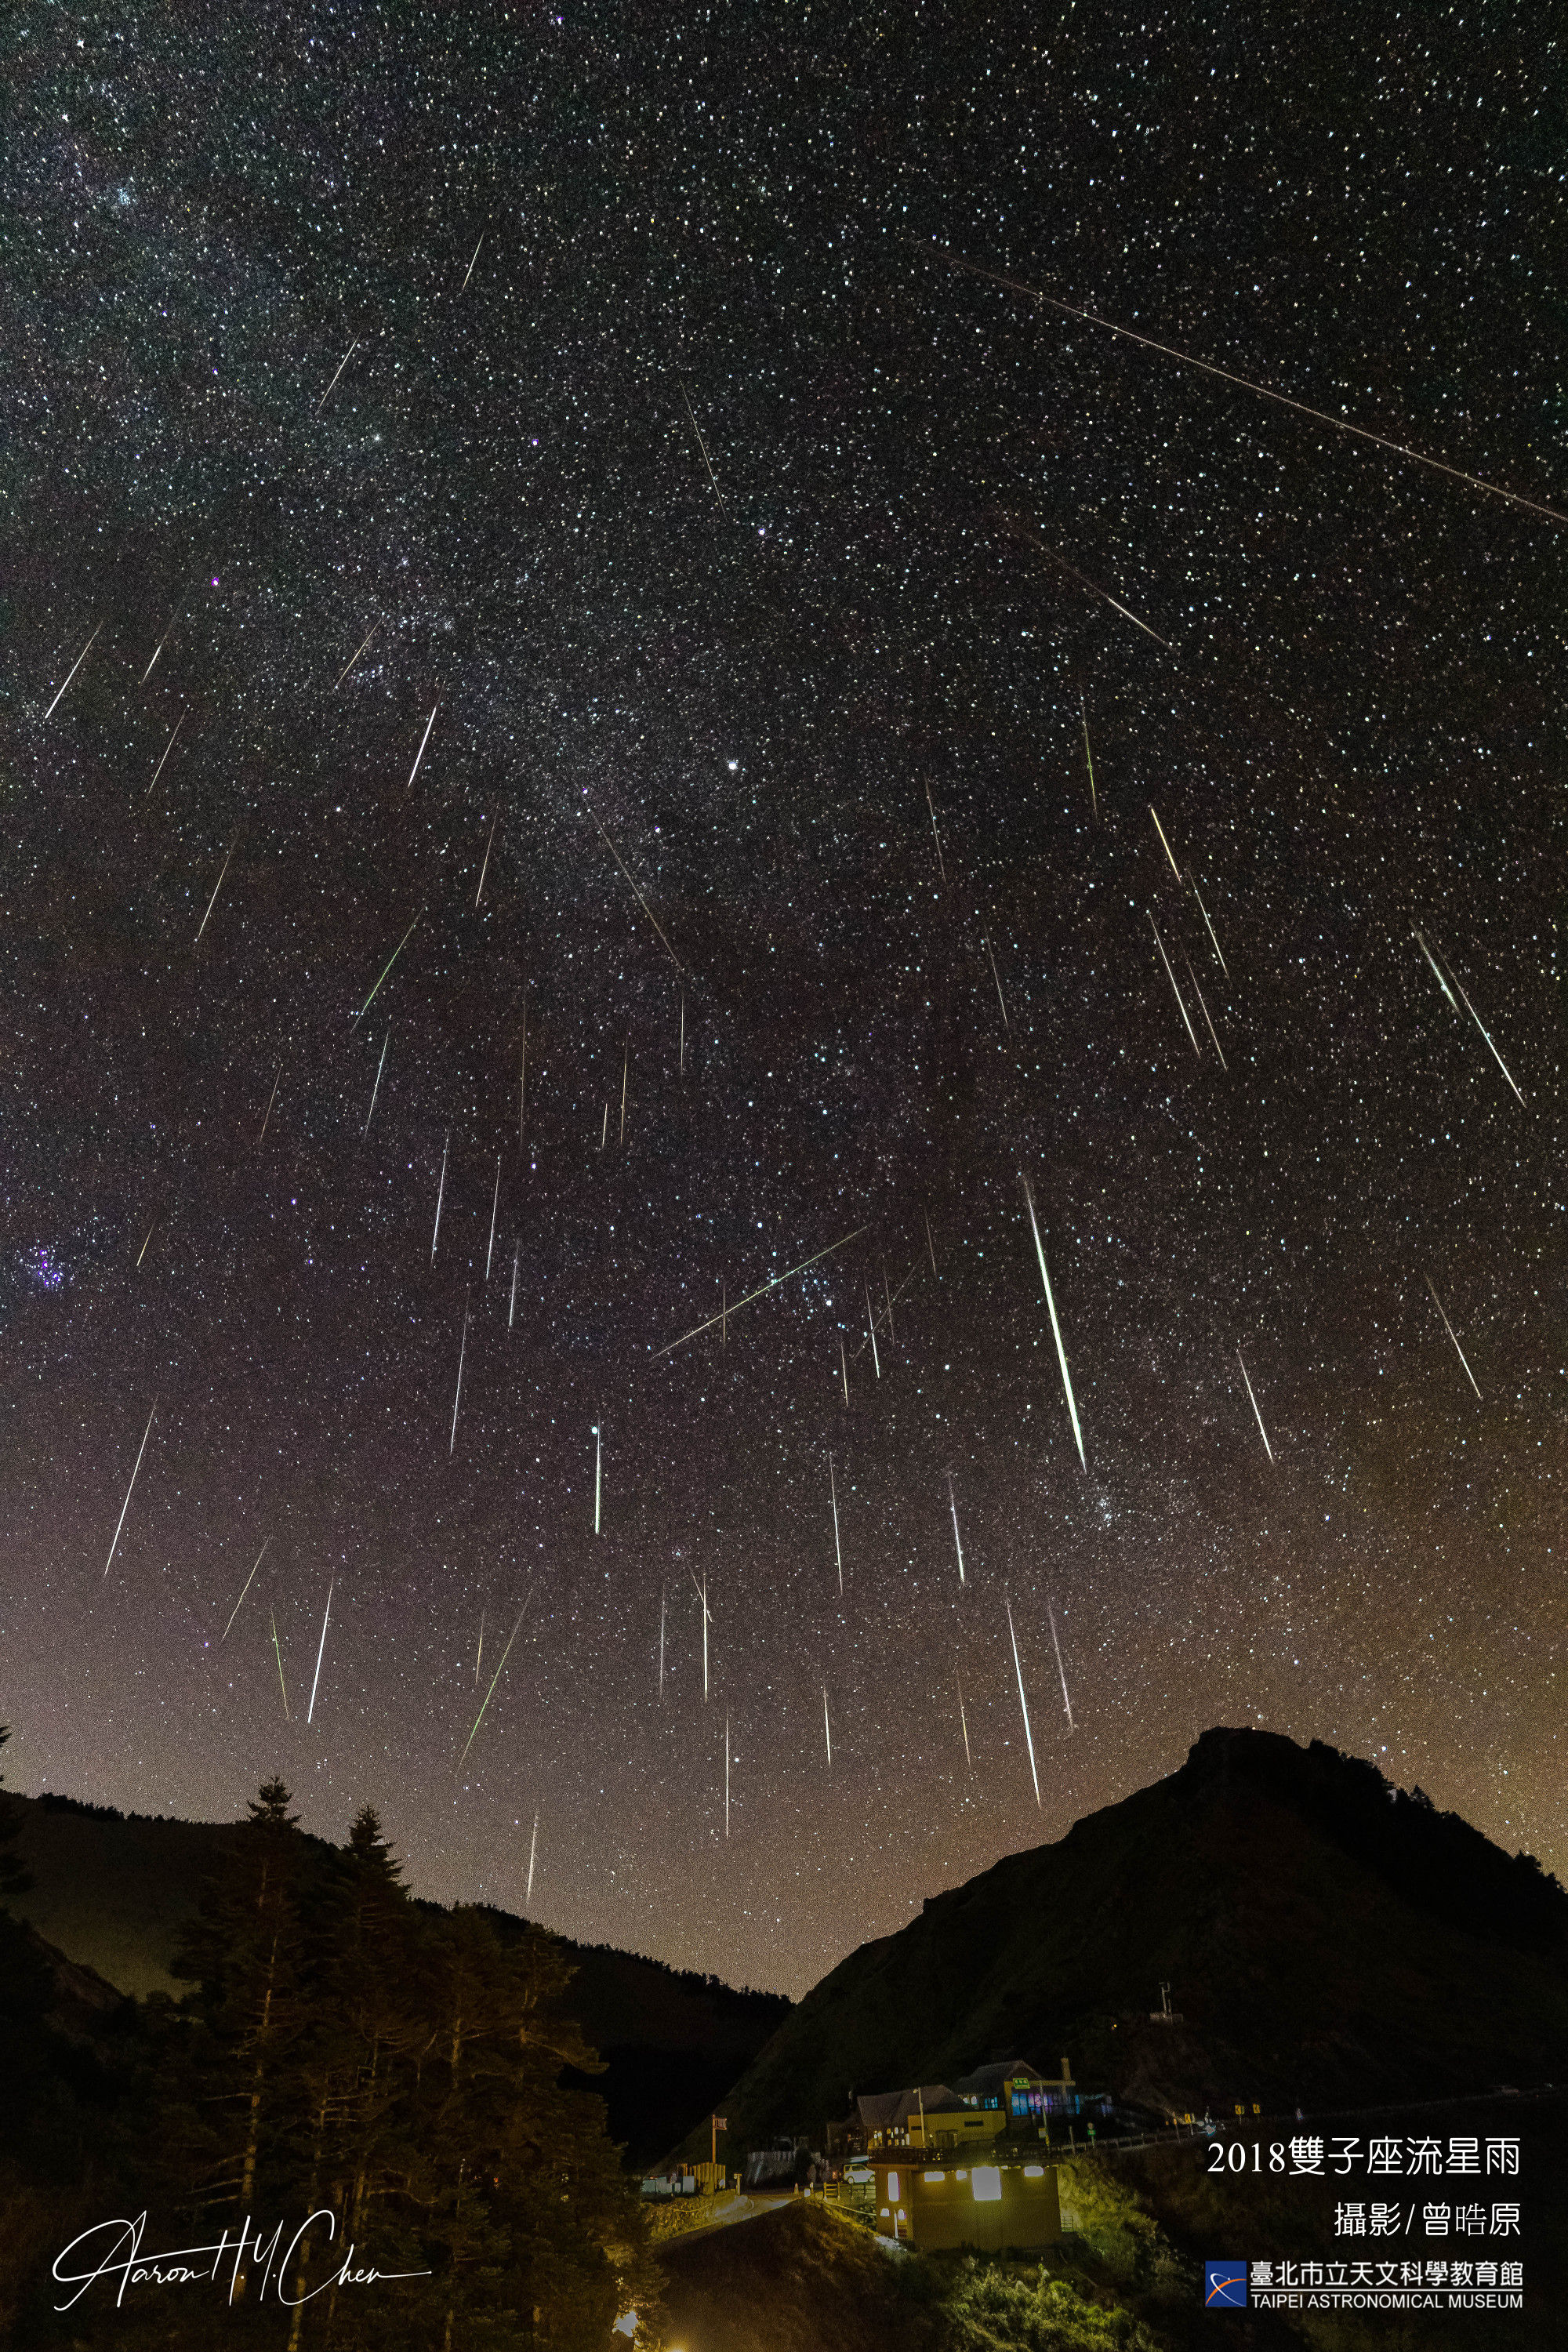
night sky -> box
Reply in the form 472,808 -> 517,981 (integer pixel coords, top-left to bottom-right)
4,5 -> 1565,2000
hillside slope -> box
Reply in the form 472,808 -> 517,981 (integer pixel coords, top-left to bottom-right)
8,1793 -> 786,2161
718,1727 -> 1568,2143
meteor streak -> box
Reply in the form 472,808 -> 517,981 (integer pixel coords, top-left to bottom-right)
691,1571 -> 713,1699
829,1452 -> 844,1595
1022,1178 -> 1086,1468
307,1578 -> 334,1725
1047,1598 -> 1074,1730
525,1810 -> 539,1903
947,1472 -> 966,1585
351,909 -> 420,1023
679,989 -> 686,1077
1149,805 -> 1182,881
258,1068 -> 281,1147
406,701 -> 440,791
459,233 -> 485,293
822,1686 -> 833,1769
365,1029 -> 390,1137
485,1155 -> 500,1281
679,378 -> 728,519
136,1223 -> 156,1267
1413,927 -> 1459,1011
314,337 -> 360,412
983,935 -> 1011,1035
144,716 -> 184,798
1185,950 -> 1228,1069
925,1213 -> 938,1277
1189,874 -> 1229,977
476,814 -> 498,906
619,1046 -> 628,1145
270,1610 -> 289,1719
518,985 -> 529,1141
655,1225 -> 869,1357
142,611 -> 180,682
840,1336 -> 850,1406
1081,706 -> 1098,817
509,1243 -> 520,1329
431,1131 -> 448,1261
865,1281 -> 881,1379
194,838 -> 236,946
956,1671 -> 972,1766
449,1298 -> 469,1455
44,624 -> 102,720
925,782 -> 948,884
1236,1347 -> 1275,1462
103,1399 -> 158,1577
1149,913 -> 1200,1055
475,1613 -> 485,1686
1446,962 -> 1526,1105
221,1538 -> 270,1641
927,241 -> 1568,527
1426,1275 -> 1482,1399
593,1423 -> 602,1534
659,1588 -> 667,1700
724,1712 -> 731,1838
1001,512 -> 1171,645
1006,1599 -> 1042,1808
583,798 -> 682,971
457,1593 -> 533,1769
333,622 -> 379,688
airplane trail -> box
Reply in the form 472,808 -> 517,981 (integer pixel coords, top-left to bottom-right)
1006,1599 -> 1042,1807
307,1578 -> 334,1725
351,909 -> 420,1023
1426,1275 -> 1483,1399
1149,912 -> 1201,1054
221,1538 -> 270,1641
44,623 -> 103,720
458,1592 -> 534,1769
1022,1178 -> 1086,1468
925,241 -> 1568,527
655,1225 -> 869,1357
947,1472 -> 966,1585
583,797 -> 683,971
103,1399 -> 158,1577
1236,1346 -> 1275,1461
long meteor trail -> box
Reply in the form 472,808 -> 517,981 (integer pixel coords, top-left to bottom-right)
103,1399 -> 158,1577
1047,1599 -> 1075,1730
925,241 -> 1568,528
351,910 -> 420,1023
583,798 -> 683,972
947,1472 -> 966,1585
829,1453 -> 844,1594
655,1225 -> 869,1357
1426,1276 -> 1483,1399
457,1592 -> 533,1769
1022,1179 -> 1086,1468
307,1578 -> 334,1725
1006,1599 -> 1042,1809
1236,1347 -> 1275,1462
1150,913 -> 1201,1054
43,623 -> 102,720
221,1538 -> 270,1642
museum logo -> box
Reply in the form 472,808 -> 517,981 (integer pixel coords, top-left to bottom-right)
1204,2261 -> 1248,2308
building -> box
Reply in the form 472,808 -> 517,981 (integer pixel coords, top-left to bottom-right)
853,2154 -> 1062,2251
950,2056 -> 1081,2125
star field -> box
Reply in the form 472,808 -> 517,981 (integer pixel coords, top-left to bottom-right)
2,3 -> 1565,1997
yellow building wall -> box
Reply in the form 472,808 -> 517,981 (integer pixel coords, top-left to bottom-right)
906,2107 -> 1007,2149
870,2161 -> 1062,2252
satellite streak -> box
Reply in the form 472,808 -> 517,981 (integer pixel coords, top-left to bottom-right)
449,1300 -> 469,1455
947,1472 -> 966,1585
351,909 -> 420,1023
333,622 -> 379,688
221,1538 -> 270,1641
1149,805 -> 1183,880
925,241 -> 1568,527
365,1029 -> 390,1137
103,1399 -> 158,1577
144,717 -> 184,797
1047,1599 -> 1075,1730
829,1452 -> 844,1594
1236,1347 -> 1275,1461
1189,874 -> 1229,977
43,624 -> 102,720
1022,1178 -> 1086,1468
1006,1599 -> 1042,1808
457,1593 -> 533,1769
1149,912 -> 1201,1054
307,1578 -> 334,1725
655,1225 -> 869,1357
431,1131 -> 448,1261
406,701 -> 440,791
1426,1276 -> 1483,1399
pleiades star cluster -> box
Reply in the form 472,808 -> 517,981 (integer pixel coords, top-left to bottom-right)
2,4 -> 1563,1996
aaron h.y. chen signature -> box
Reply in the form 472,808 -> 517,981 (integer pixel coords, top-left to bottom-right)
53,2209 -> 430,2311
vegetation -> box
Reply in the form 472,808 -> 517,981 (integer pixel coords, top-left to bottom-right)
0,1735 -> 661,2348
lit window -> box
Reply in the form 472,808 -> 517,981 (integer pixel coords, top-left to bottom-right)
880,2205 -> 889,2216
923,2171 -> 945,2183
1023,2165 -> 1045,2179
887,2172 -> 899,2200
972,2167 -> 1002,2201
